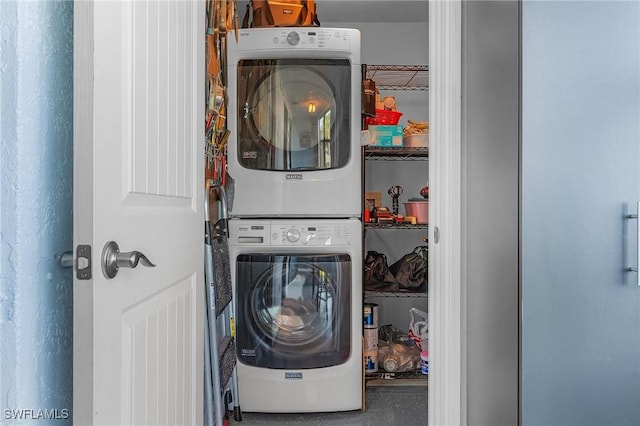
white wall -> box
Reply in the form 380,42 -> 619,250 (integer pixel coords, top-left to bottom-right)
0,1 -> 74,422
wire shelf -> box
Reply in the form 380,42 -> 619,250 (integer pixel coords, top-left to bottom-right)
365,223 -> 428,230
364,146 -> 429,160
364,65 -> 429,91
365,290 -> 427,298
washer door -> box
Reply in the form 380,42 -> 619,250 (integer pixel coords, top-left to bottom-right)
236,253 -> 352,369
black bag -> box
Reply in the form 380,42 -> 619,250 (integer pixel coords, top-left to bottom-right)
364,251 -> 399,291
242,0 -> 320,28
389,246 -> 428,290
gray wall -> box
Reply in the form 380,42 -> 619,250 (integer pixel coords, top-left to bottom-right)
0,1 -> 74,422
325,20 -> 430,333
462,2 -> 520,425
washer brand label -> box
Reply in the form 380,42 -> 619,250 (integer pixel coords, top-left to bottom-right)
286,173 -> 303,180
241,349 -> 256,357
285,372 -> 303,380
242,151 -> 257,159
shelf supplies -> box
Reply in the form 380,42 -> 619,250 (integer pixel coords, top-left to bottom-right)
403,119 -> 429,136
408,307 -> 428,351
367,125 -> 403,147
389,246 -> 428,290
363,251 -> 399,292
376,324 -> 421,373
377,341 -> 421,373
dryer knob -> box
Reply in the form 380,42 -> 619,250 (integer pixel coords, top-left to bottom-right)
286,229 -> 300,242
286,31 -> 300,46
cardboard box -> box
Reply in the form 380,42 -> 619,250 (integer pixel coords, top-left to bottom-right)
362,79 -> 377,117
365,192 -> 383,210
367,125 -> 404,147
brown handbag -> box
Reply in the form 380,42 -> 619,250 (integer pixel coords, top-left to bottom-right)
389,246 -> 428,291
364,251 -> 399,291
242,0 -> 320,28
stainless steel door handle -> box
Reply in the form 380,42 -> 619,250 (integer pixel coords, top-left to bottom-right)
101,241 -> 156,279
625,202 -> 639,286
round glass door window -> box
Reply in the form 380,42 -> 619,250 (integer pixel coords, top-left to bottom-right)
235,253 -> 351,369
237,59 -> 351,171
251,262 -> 335,347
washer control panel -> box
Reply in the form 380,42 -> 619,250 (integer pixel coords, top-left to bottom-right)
286,31 -> 301,46
230,220 -> 354,246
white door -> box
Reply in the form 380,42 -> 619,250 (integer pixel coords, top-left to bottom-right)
73,1 -> 205,425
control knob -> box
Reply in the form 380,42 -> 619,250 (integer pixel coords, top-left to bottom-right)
286,228 -> 300,242
286,31 -> 300,46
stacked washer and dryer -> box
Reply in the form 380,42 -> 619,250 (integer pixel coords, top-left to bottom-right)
226,27 -> 363,413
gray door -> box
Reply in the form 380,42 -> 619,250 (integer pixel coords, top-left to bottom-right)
522,1 -> 640,425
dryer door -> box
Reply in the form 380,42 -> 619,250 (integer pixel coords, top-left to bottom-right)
237,59 -> 351,172
236,253 -> 352,369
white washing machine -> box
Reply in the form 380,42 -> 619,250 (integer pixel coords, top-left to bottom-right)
227,28 -> 362,218
228,218 -> 362,412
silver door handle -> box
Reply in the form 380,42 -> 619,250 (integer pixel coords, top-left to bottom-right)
625,202 -> 639,286
101,241 -> 156,279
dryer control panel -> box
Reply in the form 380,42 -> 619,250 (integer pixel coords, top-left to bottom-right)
229,220 -> 355,246
236,27 -> 357,52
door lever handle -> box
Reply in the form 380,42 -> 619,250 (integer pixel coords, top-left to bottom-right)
101,241 -> 156,279
116,250 -> 155,269
625,201 -> 639,286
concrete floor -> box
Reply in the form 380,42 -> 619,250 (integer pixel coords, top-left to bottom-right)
228,386 -> 428,426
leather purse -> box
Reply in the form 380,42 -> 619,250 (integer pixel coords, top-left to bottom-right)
364,251 -> 399,291
389,246 -> 428,291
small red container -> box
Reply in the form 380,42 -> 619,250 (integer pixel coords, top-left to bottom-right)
365,109 -> 403,125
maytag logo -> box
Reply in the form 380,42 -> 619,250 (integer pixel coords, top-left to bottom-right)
286,173 -> 303,180
285,372 -> 303,380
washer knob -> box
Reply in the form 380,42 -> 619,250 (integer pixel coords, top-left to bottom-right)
286,229 -> 300,242
286,31 -> 300,46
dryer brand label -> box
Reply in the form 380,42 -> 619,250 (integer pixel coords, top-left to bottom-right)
285,173 -> 303,180
242,151 -> 257,159
284,372 -> 303,380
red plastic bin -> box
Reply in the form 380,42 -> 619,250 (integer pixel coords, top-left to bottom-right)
365,109 -> 403,125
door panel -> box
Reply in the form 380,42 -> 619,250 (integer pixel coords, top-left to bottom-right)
522,1 -> 640,425
131,0 -> 193,197
121,275 -> 195,424
73,1 -> 205,424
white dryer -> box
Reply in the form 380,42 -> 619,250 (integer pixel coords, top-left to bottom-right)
227,28 -> 362,218
228,218 -> 362,412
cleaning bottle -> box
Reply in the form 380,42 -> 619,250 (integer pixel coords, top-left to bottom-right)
420,350 -> 429,375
